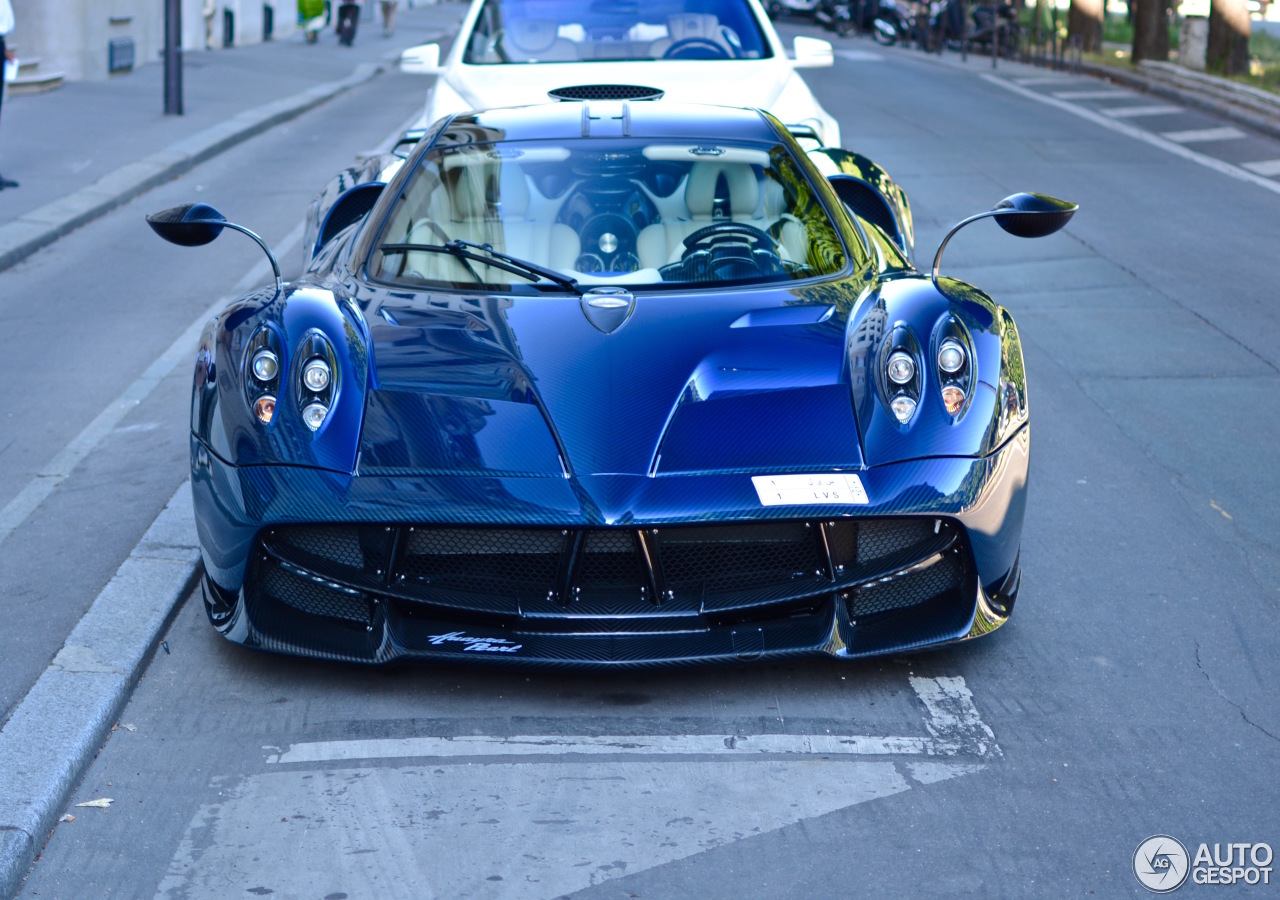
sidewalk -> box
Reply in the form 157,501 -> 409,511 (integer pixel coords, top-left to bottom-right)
0,1 -> 464,270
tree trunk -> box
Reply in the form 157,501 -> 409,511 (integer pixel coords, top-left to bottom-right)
1131,0 -> 1169,61
1207,0 -> 1250,75
1068,0 -> 1105,53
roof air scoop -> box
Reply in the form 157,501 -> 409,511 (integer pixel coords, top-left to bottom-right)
549,84 -> 665,101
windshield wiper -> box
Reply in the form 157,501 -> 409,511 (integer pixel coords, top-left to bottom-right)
379,239 -> 581,295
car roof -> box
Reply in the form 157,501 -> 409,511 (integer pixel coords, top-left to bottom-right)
435,100 -> 782,145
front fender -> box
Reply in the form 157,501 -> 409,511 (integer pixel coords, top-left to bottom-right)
191,283 -> 369,474
849,275 -> 1025,466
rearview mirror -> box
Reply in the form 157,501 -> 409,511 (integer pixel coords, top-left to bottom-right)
932,193 -> 1078,284
991,192 -> 1077,238
400,42 -> 443,75
145,202 -> 226,247
792,36 -> 834,68
146,202 -> 283,294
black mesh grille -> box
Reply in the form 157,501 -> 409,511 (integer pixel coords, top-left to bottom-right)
261,563 -> 370,625
548,84 -> 664,101
856,519 -> 938,565
658,523 -> 825,601
256,519 -> 964,632
577,531 -> 647,594
848,554 -> 963,618
398,527 -> 563,603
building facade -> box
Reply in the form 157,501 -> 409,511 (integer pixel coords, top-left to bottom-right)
8,0 -> 301,82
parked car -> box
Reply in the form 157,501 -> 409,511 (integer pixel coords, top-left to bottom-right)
147,97 -> 1075,666
399,0 -> 841,147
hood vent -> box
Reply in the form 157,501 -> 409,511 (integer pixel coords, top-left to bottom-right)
549,84 -> 665,102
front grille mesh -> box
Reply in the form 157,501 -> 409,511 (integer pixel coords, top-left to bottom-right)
549,84 -> 664,101
849,554 -> 963,617
255,518 -> 966,631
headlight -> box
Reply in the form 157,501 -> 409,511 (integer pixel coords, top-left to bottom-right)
251,349 -> 279,382
937,340 -> 965,374
302,358 -> 331,392
886,351 -> 915,385
889,394 -> 916,423
294,331 -> 339,434
301,402 -> 329,431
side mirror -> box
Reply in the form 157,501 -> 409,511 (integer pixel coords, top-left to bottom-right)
146,203 -> 283,294
792,36 -> 834,68
932,192 -> 1077,284
400,42 -> 443,75
991,192 -> 1077,238
145,202 -> 226,247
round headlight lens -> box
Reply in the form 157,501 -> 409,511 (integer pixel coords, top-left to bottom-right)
253,395 -> 276,425
941,385 -> 966,415
302,402 -> 329,431
938,340 -> 965,374
251,349 -> 279,382
889,394 -> 916,424
886,351 -> 915,385
302,358 -> 331,392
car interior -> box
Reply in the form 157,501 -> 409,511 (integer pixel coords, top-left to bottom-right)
374,140 -> 840,289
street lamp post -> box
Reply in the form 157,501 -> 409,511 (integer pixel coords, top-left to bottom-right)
164,0 -> 183,115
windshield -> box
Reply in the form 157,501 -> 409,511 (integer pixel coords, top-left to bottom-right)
462,0 -> 773,64
370,135 -> 847,292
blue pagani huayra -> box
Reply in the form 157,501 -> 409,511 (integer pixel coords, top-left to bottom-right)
147,92 -> 1075,666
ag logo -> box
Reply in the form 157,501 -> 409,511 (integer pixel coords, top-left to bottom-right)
1134,835 -> 1190,893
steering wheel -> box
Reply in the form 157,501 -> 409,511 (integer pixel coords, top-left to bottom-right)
682,221 -> 779,255
662,37 -> 733,59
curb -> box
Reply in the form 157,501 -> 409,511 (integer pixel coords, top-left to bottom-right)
0,484 -> 201,899
0,61 -> 385,273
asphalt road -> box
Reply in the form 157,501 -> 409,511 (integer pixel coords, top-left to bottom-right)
10,22 -> 1280,899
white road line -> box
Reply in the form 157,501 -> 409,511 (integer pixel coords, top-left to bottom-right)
1051,89 -> 1136,100
267,675 -> 999,765
836,49 -> 885,61
983,74 -> 1280,198
1242,159 -> 1280,176
269,733 -> 946,764
1099,104 -> 1184,118
0,222 -> 303,549
1014,76 -> 1081,85
1160,126 -> 1248,143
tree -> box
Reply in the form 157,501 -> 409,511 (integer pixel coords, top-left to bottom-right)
1207,0 -> 1250,75
1131,0 -> 1169,62
1068,0 -> 1105,53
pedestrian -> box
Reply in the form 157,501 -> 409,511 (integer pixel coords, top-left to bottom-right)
0,0 -> 17,190
336,1 -> 361,45
203,0 -> 218,50
380,0 -> 397,36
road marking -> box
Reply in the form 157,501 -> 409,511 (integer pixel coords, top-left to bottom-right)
984,74 -> 1280,198
1014,76 -> 1082,85
1051,89 -> 1136,100
1160,126 -> 1248,143
268,675 -> 997,765
162,677 -> 996,898
1099,104 -> 1184,118
0,223 -> 303,550
836,49 -> 885,61
1242,158 -> 1280,176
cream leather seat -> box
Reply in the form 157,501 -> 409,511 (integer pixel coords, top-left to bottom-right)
636,162 -> 807,269
501,19 -> 580,62
405,163 -> 580,284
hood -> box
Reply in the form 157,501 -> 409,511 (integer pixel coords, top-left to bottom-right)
446,59 -> 793,112
358,287 -> 864,479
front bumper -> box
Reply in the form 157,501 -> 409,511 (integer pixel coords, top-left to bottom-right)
192,426 -> 1027,666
